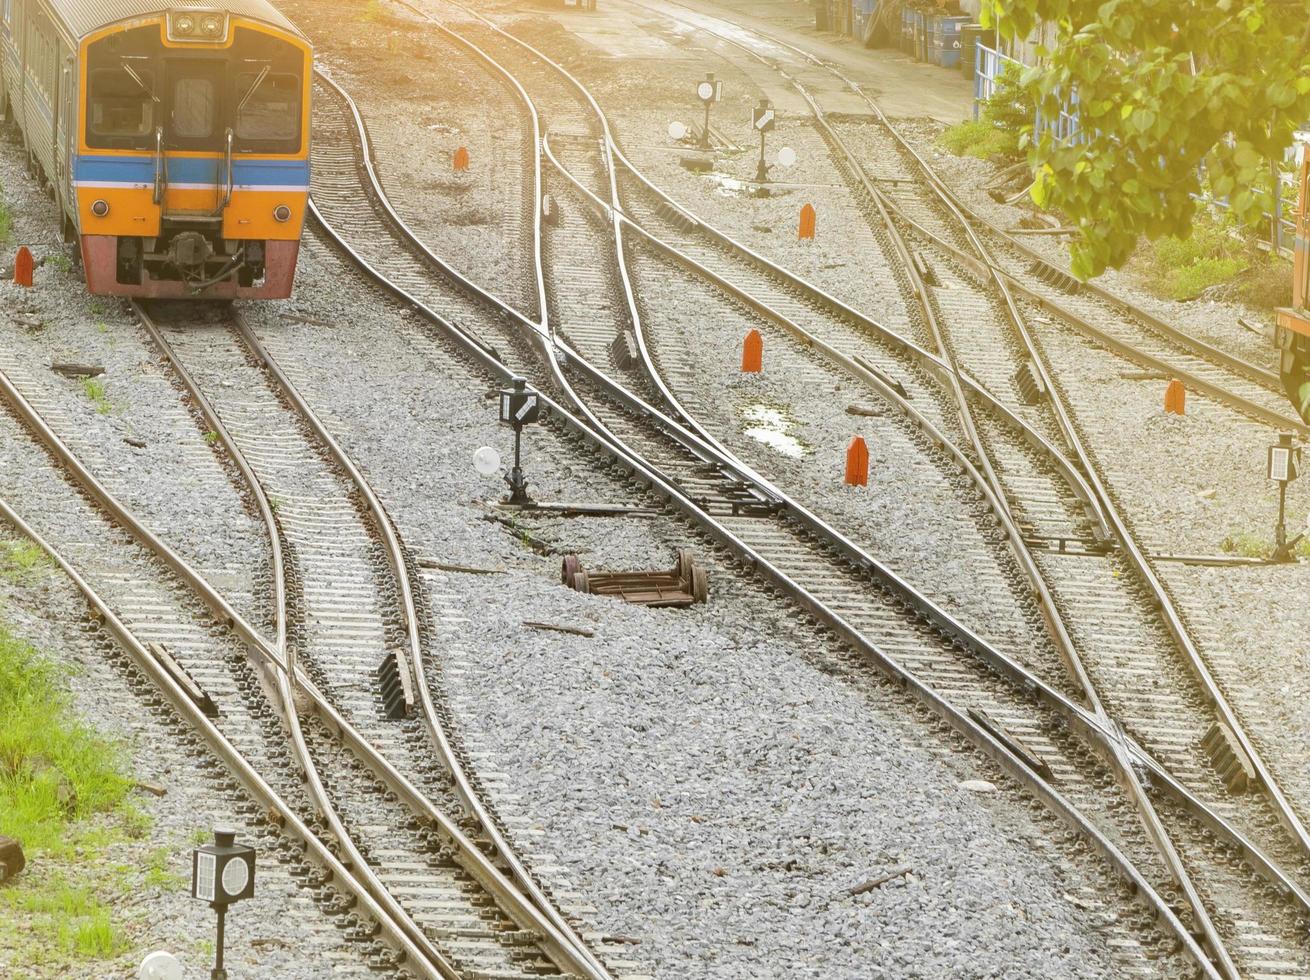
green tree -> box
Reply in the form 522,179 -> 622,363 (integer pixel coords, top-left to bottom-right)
982,0 -> 1310,279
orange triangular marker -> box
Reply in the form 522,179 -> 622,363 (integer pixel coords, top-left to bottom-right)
13,246 -> 33,287
741,329 -> 763,373
1164,378 -> 1185,415
453,146 -> 470,172
799,203 -> 816,240
845,435 -> 869,486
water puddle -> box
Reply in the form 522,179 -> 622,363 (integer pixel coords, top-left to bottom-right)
708,173 -> 754,197
741,404 -> 805,458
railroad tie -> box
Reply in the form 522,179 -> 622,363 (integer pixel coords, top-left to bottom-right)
1199,721 -> 1256,794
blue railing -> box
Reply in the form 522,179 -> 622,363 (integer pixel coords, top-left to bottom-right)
972,45 -> 1293,252
973,44 -> 1083,145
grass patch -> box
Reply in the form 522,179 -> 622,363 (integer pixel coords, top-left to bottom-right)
939,118 -> 1019,160
0,198 -> 11,246
0,617 -> 142,974
939,63 -> 1031,163
0,626 -> 133,852
1136,211 -> 1293,307
2,539 -> 52,586
1221,531 -> 1310,559
81,378 -> 112,416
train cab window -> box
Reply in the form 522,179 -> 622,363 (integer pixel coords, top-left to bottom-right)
88,68 -> 155,146
172,77 -> 215,139
235,72 -> 300,147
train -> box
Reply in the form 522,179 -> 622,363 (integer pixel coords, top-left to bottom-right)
0,0 -> 311,299
1277,153 -> 1310,423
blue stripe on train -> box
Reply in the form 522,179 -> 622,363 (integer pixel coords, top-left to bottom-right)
74,155 -> 309,187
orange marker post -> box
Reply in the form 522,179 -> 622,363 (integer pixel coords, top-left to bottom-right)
741,329 -> 763,373
1164,378 -> 1186,415
845,435 -> 869,487
453,146 -> 470,172
13,246 -> 33,288
798,203 -> 816,240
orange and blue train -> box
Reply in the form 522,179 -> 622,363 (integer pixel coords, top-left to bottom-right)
0,1 -> 310,298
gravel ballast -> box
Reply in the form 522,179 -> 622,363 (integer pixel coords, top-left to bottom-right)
0,9 -> 1188,976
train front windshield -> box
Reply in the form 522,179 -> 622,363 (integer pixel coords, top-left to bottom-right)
85,25 -> 303,156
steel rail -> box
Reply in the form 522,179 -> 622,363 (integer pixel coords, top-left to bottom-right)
876,183 -> 1309,437
307,42 -> 1260,976
308,186 -> 1224,976
386,0 -> 1310,901
537,64 -> 1270,979
133,302 -> 607,980
548,117 -> 1310,922
410,4 -> 1310,959
133,304 -> 467,978
0,349 -> 600,980
0,475 -> 435,977
603,0 -> 1310,878
852,79 -> 1310,862
608,142 -> 1113,534
545,133 -> 1113,718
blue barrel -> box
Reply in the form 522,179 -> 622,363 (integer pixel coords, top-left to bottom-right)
900,6 -> 915,52
913,10 -> 929,62
932,15 -> 971,68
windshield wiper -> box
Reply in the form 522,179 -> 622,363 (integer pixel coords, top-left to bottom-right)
121,61 -> 159,103
237,66 -> 271,115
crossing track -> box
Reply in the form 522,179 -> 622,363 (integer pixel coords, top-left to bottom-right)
568,5 -> 1310,974
302,14 -> 1310,976
130,299 -> 613,980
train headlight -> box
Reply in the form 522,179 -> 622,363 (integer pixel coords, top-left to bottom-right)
200,14 -> 223,36
273,205 -> 292,223
174,14 -> 195,34
91,200 -> 110,218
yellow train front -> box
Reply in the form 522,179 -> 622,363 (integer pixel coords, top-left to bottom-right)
1278,154 -> 1310,423
1,2 -> 311,299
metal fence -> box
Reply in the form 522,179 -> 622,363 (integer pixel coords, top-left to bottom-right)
973,43 -> 1083,144
972,46 -> 1294,253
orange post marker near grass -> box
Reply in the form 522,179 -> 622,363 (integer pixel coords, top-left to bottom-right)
13,246 -> 33,288
453,146 -> 470,172
741,329 -> 763,373
798,203 -> 816,240
1164,378 -> 1186,415
845,435 -> 869,487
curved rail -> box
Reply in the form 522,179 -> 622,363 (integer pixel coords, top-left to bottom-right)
407,7 -> 1310,975
306,44 -> 1262,977
132,301 -> 608,980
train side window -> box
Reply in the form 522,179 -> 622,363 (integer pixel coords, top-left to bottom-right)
88,69 -> 155,144
172,77 -> 215,139
235,73 -> 299,143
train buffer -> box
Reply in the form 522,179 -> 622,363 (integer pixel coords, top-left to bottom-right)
561,550 -> 708,607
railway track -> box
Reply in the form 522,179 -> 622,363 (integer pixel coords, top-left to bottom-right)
586,4 -> 1310,972
131,300 -> 606,980
0,352 -> 430,975
305,16 -> 1310,976
387,4 -> 1310,976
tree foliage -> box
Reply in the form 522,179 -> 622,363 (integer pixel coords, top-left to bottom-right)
981,0 -> 1310,279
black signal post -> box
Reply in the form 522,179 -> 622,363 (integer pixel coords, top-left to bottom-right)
1268,433 -> 1304,562
752,98 -> 776,183
191,828 -> 256,980
499,377 -> 541,506
697,73 -> 721,149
